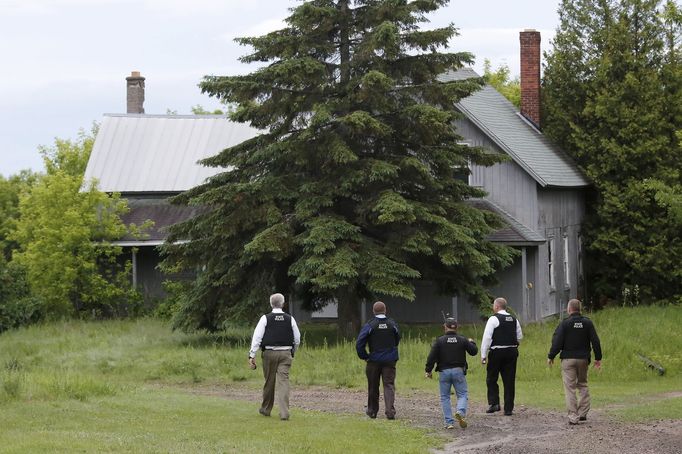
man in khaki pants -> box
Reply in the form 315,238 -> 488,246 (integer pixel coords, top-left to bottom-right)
547,299 -> 602,425
249,293 -> 301,420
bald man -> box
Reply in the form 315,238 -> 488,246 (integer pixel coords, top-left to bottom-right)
356,301 -> 401,420
480,297 -> 523,416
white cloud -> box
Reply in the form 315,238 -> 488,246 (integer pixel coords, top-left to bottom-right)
454,28 -> 556,75
0,0 -> 124,15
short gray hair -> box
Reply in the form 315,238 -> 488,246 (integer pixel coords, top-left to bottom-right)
493,297 -> 507,310
567,299 -> 581,313
270,293 -> 285,308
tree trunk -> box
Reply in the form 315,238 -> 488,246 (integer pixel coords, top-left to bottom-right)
337,289 -> 361,339
338,0 -> 351,86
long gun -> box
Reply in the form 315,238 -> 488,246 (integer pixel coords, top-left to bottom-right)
636,353 -> 665,376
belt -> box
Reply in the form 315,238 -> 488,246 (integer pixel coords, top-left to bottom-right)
490,345 -> 518,349
264,346 -> 292,350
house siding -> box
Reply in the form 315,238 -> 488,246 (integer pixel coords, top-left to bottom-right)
456,118 -> 539,230
536,189 -> 586,318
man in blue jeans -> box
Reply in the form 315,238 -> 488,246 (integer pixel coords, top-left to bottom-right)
425,317 -> 478,429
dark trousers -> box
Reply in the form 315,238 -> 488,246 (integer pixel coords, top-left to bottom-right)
365,361 -> 396,418
486,347 -> 518,413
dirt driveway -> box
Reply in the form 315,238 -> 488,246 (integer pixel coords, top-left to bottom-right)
186,385 -> 682,454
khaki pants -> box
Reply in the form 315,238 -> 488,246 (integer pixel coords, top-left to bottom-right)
561,358 -> 590,423
260,350 -> 293,419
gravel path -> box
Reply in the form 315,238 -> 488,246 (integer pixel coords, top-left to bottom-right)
181,384 -> 682,454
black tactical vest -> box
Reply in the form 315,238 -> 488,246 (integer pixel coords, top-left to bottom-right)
491,313 -> 518,347
261,312 -> 294,349
437,334 -> 468,367
367,318 -> 398,352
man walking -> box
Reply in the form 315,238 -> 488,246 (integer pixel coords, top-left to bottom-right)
249,293 -> 301,420
425,317 -> 478,429
548,299 -> 602,425
356,301 -> 400,419
480,297 -> 523,416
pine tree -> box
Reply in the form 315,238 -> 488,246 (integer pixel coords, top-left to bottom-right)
163,0 -> 514,332
543,0 -> 682,304
542,0 -> 615,151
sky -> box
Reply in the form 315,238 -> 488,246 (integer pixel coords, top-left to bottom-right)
0,0 -> 561,177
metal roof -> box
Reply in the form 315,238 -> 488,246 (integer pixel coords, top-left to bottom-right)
84,114 -> 259,193
441,68 -> 589,188
468,198 -> 546,245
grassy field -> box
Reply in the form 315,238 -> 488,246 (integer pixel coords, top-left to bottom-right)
0,305 -> 679,452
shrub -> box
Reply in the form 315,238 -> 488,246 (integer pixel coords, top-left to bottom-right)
0,260 -> 45,332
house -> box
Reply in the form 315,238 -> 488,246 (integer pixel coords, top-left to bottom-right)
83,30 -> 588,323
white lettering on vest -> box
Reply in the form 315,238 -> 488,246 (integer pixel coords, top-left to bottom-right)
275,315 -> 285,321
378,323 -> 388,329
573,322 -> 583,328
505,316 -> 513,322
447,337 -> 458,343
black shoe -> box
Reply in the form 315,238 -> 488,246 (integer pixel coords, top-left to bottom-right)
504,411 -> 513,416
366,412 -> 377,419
386,415 -> 395,420
486,404 -> 501,413
579,416 -> 587,421
258,409 -> 270,417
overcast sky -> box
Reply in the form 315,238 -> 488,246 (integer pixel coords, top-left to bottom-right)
0,0 -> 561,177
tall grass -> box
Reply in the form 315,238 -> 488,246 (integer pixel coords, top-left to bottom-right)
0,306 -> 679,411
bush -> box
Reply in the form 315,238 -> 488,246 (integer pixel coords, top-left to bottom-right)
0,259 -> 45,333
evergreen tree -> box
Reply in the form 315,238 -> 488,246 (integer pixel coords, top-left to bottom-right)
543,0 -> 682,304
542,0 -> 615,150
163,0 -> 514,332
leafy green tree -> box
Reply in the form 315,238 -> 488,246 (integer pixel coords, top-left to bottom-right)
11,126 -> 139,317
0,256 -> 44,332
164,0 -> 514,332
0,170 -> 38,260
482,59 -> 520,107
543,0 -> 682,303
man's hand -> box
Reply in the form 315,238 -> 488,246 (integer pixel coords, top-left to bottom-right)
424,372 -> 432,379
594,360 -> 602,370
547,358 -> 554,366
468,338 -> 475,343
481,358 -> 487,365
248,357 -> 257,370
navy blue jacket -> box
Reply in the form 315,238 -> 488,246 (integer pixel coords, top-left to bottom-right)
356,316 -> 400,362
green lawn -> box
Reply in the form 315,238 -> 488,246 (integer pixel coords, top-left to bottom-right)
0,390 -> 436,453
0,305 -> 679,452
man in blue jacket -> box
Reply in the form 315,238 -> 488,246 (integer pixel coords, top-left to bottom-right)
356,301 -> 401,419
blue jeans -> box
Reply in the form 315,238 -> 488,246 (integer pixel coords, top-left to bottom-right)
439,367 -> 468,425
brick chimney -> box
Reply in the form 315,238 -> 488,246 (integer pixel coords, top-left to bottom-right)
126,71 -> 145,114
520,30 -> 541,128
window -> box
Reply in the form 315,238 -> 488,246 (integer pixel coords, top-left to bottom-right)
453,165 -> 470,184
548,237 -> 555,289
453,142 -> 471,185
563,235 -> 570,287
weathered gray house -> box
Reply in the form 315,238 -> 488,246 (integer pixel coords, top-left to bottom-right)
83,30 -> 588,323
